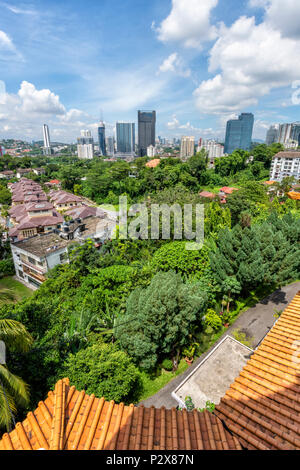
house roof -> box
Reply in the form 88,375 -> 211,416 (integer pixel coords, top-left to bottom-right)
215,291 -> 300,450
199,191 -> 215,198
219,187 -> 239,194
273,151 -> 300,159
146,159 -> 160,168
0,378 -> 241,451
288,191 -> 300,201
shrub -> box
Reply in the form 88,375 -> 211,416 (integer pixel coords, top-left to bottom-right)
61,342 -> 140,403
161,359 -> 173,371
204,309 -> 222,331
0,258 -> 15,278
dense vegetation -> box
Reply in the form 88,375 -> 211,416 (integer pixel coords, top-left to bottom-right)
0,142 -> 299,429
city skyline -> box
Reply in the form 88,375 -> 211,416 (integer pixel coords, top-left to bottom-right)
1,1 -> 300,143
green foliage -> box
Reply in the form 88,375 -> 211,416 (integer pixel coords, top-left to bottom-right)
204,309 -> 223,331
232,328 -> 254,348
61,342 -> 140,403
161,359 -> 173,371
151,241 -> 209,278
115,271 -> 207,370
0,259 -> 15,278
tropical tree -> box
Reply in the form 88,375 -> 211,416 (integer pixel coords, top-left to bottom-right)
0,318 -> 33,430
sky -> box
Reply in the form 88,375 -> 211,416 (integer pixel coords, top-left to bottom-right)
1,0 -> 300,143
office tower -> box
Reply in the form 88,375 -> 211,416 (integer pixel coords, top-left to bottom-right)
224,113 -> 254,154
266,125 -> 279,145
138,110 -> 156,157
278,123 -> 292,144
116,122 -> 135,154
180,136 -> 195,159
98,121 -> 106,156
291,123 -> 300,143
106,136 -> 115,156
77,130 -> 94,159
43,124 -> 52,156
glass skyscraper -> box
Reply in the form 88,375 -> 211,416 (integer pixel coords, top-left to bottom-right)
224,113 -> 254,154
116,122 -> 135,154
98,121 -> 106,156
138,111 -> 156,157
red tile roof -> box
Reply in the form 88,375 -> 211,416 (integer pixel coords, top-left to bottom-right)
0,378 -> 241,451
146,159 -> 160,168
215,291 -> 300,450
199,191 -> 215,199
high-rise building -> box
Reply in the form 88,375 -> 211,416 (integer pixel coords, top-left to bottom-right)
180,136 -> 195,159
224,113 -> 254,154
266,125 -> 279,145
198,140 -> 224,167
116,122 -> 135,154
278,123 -> 292,144
138,111 -> 156,157
43,124 -> 52,156
105,136 -> 115,156
98,121 -> 106,156
77,130 -> 94,159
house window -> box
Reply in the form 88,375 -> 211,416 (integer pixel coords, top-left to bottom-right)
28,257 -> 36,265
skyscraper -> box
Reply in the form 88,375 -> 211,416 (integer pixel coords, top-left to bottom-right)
105,136 -> 115,156
138,111 -> 156,157
224,113 -> 254,154
98,121 -> 106,156
116,122 -> 135,154
43,124 -> 51,156
180,136 -> 195,159
77,130 -> 94,159
266,125 -> 279,145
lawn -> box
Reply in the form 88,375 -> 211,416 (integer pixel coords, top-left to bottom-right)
138,359 -> 189,402
0,276 -> 33,304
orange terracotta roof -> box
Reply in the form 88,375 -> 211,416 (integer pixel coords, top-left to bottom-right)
288,191 -> 300,200
263,181 -> 276,185
215,291 -> 300,450
0,379 -> 241,451
146,159 -> 160,168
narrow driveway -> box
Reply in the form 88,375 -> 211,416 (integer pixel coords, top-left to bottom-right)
140,281 -> 300,409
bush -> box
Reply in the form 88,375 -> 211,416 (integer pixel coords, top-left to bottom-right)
161,359 -> 173,371
61,342 -> 140,403
204,309 -> 223,331
0,258 -> 15,278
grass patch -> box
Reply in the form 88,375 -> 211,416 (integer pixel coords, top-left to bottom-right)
138,359 -> 189,402
0,276 -> 33,304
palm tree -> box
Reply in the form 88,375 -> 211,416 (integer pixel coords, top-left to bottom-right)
0,319 -> 33,431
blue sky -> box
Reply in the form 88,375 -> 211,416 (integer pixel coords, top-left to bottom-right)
1,0 -> 300,143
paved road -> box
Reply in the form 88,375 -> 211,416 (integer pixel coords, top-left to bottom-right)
140,281 -> 300,409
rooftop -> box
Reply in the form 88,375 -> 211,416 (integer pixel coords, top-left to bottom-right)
173,336 -> 252,409
11,232 -> 72,258
273,151 -> 300,159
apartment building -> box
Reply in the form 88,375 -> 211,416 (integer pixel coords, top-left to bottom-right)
270,151 -> 300,182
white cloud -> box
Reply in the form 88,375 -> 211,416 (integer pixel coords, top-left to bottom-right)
1,2 -> 37,15
156,0 -> 218,48
0,29 -> 22,61
18,81 -> 66,115
158,53 -> 191,77
166,114 -> 216,137
0,81 -> 104,142
194,15 -> 300,114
